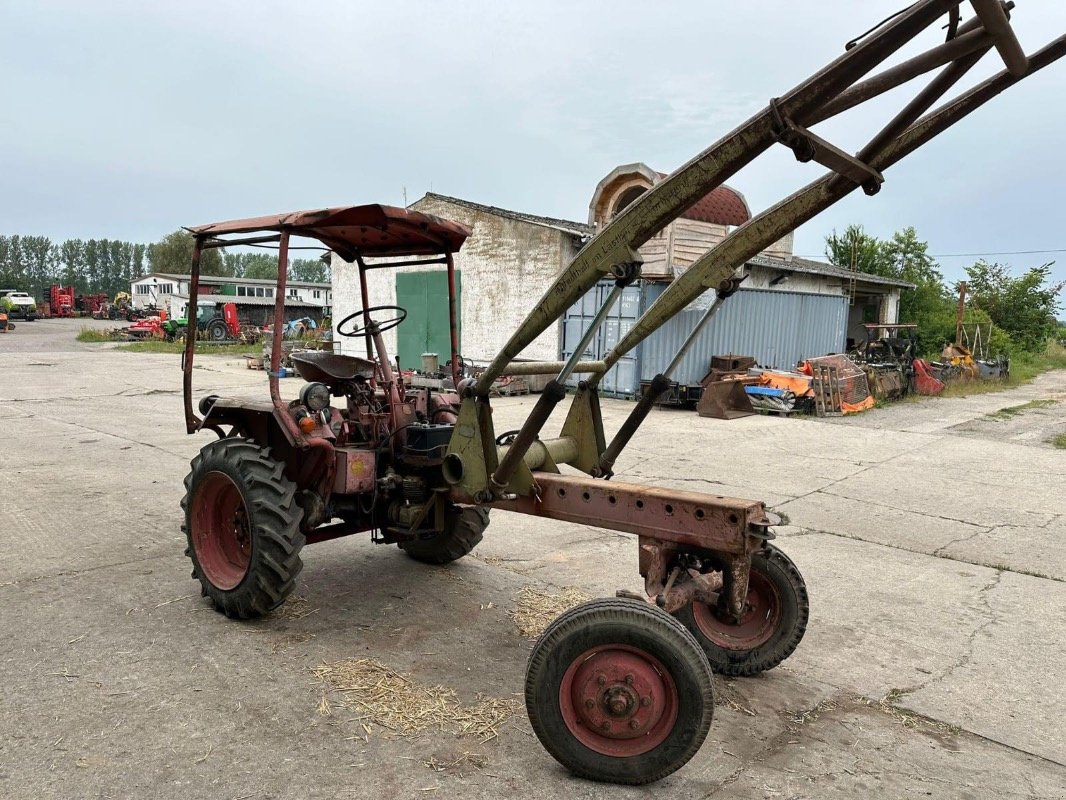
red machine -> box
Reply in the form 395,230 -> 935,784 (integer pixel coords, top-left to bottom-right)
80,293 -> 109,316
48,285 -> 76,318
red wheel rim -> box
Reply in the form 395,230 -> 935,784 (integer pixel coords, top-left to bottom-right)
558,645 -> 679,757
692,569 -> 781,650
191,471 -> 251,590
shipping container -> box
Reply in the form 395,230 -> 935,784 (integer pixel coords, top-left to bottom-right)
560,280 -> 848,397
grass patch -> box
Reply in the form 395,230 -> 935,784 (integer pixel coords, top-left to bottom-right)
116,339 -> 262,356
1050,433 -> 1066,450
75,327 -> 113,343
987,398 -> 1058,420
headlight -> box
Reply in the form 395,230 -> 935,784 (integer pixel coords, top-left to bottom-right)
300,382 -> 330,412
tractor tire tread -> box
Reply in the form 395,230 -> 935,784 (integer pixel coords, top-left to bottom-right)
526,598 -> 714,785
398,506 -> 488,565
182,438 -> 303,619
675,544 -> 809,677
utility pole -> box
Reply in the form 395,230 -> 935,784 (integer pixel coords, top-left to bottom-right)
955,281 -> 968,346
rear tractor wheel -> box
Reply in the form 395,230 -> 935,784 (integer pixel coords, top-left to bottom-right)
206,319 -> 228,341
182,438 -> 304,618
525,598 -> 714,784
398,505 -> 488,565
674,544 -> 808,677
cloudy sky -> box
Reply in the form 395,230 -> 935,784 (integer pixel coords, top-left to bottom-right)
3,1 -> 1066,283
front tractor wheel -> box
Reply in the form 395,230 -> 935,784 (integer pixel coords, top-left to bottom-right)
525,598 -> 714,785
674,545 -> 809,677
398,505 -> 488,565
182,439 -> 304,618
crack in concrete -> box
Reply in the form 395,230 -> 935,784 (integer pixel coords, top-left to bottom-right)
701,693 -> 854,798
774,438 -> 933,510
791,528 -> 1065,583
15,410 -> 190,460
0,551 -> 174,590
910,569 -> 1004,693
814,488 -> 991,530
933,524 -> 1000,557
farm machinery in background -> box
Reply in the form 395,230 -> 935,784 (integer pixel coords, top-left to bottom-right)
0,290 -> 38,321
173,3 -> 1064,786
47,285 -> 76,317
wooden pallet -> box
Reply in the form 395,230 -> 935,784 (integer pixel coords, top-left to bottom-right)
811,365 -> 844,417
492,376 -> 530,396
245,355 -> 265,370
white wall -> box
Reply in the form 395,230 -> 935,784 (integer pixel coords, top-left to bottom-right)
332,197 -> 581,364
743,265 -> 845,296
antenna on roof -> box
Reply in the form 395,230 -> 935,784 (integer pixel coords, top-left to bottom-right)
402,186 -> 407,207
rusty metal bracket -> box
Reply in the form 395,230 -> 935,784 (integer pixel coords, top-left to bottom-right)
486,472 -> 770,555
769,97 -> 884,195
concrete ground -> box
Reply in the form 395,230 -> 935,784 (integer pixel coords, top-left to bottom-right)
1,318 -> 1064,800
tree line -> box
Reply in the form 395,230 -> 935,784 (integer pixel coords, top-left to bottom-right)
825,225 -> 1064,355
0,230 -> 329,301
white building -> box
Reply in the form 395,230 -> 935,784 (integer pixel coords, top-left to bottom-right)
130,272 -> 332,325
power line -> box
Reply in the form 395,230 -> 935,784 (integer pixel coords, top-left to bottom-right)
795,248 -> 1065,259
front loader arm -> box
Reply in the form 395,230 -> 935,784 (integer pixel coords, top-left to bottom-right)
475,0 -> 982,397
445,2 -> 1064,502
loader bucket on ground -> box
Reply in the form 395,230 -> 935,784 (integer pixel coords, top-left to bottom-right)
697,381 -> 755,420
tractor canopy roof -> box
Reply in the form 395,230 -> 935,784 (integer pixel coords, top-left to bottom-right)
185,204 -> 471,262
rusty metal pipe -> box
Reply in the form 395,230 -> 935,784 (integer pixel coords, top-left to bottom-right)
182,240 -> 203,433
970,0 -> 1028,75
834,44 -> 991,189
446,253 -> 461,386
490,379 -> 567,489
269,232 -> 304,446
502,360 -> 607,376
354,256 -> 374,362
809,26 -> 994,125
496,436 -> 579,472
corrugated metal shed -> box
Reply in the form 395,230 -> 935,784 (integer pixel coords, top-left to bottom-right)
639,284 -> 848,384
560,281 -> 848,397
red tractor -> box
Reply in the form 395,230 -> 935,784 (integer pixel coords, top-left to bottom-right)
177,4 -> 1062,785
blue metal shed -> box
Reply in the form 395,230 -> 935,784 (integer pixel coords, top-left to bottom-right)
560,281 -> 848,397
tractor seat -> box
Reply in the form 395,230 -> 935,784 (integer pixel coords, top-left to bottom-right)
290,351 -> 376,383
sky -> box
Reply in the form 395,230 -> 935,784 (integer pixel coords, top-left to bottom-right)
3,1 -> 1066,285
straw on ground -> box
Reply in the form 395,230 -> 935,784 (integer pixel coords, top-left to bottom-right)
313,658 -> 519,740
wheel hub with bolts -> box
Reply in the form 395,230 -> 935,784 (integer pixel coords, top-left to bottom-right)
560,645 -> 678,755
692,567 -> 780,650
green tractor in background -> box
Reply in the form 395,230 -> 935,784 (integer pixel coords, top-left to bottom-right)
163,299 -> 253,343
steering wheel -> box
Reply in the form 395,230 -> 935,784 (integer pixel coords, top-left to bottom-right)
336,305 -> 408,338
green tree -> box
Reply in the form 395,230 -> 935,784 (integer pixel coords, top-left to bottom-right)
965,260 -> 1064,351
880,227 -> 950,328
290,257 -> 330,283
825,225 -> 893,277
147,230 -> 227,276
58,239 -> 85,291
826,225 -> 953,353
223,252 -> 278,279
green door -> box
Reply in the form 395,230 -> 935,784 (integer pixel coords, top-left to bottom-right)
395,270 -> 460,371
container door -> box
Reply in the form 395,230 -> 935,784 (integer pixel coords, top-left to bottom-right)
560,280 -> 643,397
